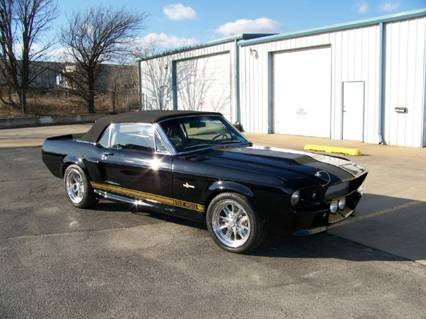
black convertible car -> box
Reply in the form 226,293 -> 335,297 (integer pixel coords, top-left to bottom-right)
42,111 -> 367,253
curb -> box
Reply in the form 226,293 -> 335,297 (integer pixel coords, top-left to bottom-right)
0,113 -> 108,129
304,144 -> 361,156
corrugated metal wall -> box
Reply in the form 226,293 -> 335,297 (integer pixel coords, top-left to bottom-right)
175,53 -> 232,119
139,41 -> 237,121
138,14 -> 426,147
239,25 -> 381,144
239,16 -> 426,147
140,55 -> 173,110
384,17 -> 426,147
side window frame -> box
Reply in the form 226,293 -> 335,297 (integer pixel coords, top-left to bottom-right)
97,122 -> 173,155
110,123 -> 155,152
154,130 -> 170,154
97,124 -> 112,148
153,122 -> 176,155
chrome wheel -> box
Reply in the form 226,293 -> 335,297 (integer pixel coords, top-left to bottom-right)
212,200 -> 251,248
65,168 -> 85,204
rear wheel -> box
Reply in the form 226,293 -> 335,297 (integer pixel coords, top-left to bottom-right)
64,164 -> 97,208
206,192 -> 264,253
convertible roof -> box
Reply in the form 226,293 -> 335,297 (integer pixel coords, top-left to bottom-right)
80,110 -> 222,143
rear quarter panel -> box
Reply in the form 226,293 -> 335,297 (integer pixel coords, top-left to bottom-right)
42,136 -> 97,179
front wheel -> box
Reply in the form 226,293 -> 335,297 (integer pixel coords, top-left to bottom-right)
64,164 -> 97,209
206,192 -> 265,253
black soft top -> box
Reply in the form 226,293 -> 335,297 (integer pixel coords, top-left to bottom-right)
80,110 -> 222,143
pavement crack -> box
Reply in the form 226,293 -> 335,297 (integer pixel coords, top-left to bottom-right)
2,224 -> 156,242
0,177 -> 52,183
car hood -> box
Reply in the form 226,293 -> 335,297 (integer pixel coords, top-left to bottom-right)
193,145 -> 366,189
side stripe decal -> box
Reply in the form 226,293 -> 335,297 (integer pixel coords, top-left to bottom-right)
91,181 -> 205,213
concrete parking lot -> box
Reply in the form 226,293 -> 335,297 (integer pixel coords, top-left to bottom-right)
0,125 -> 425,318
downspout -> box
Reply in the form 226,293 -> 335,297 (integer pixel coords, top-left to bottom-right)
137,60 -> 143,109
234,39 -> 241,123
378,22 -> 386,144
268,52 -> 274,134
171,61 -> 177,111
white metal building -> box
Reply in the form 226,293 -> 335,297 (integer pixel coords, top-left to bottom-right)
138,9 -> 426,147
139,34 -> 269,121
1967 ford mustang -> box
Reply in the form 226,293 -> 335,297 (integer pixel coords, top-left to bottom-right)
42,111 -> 367,253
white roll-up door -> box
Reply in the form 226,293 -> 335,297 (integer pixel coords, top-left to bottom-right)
273,46 -> 332,138
176,53 -> 231,120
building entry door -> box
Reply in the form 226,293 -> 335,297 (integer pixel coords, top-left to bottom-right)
343,81 -> 365,141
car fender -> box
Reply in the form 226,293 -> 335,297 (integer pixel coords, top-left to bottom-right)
61,155 -> 89,178
208,181 -> 254,198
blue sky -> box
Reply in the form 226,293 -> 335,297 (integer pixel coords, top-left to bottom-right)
54,0 -> 425,49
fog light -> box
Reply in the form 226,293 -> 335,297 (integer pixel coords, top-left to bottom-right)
338,197 -> 346,210
291,191 -> 301,207
330,200 -> 338,213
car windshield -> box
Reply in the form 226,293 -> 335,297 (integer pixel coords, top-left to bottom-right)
159,115 -> 248,152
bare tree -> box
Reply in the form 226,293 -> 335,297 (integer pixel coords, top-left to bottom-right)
139,52 -> 230,115
138,47 -> 171,110
105,64 -> 137,112
60,7 -> 146,113
0,0 -> 57,113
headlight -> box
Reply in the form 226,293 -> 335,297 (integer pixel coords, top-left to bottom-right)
338,197 -> 346,210
290,191 -> 301,207
330,200 -> 338,213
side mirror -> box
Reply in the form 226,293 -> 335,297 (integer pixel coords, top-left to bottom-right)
233,122 -> 244,132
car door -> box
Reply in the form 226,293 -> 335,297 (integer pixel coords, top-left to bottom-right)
96,123 -> 173,198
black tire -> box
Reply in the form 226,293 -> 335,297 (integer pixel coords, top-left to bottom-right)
206,192 -> 265,253
64,164 -> 98,209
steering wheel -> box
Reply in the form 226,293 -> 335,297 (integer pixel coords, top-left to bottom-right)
212,133 -> 229,141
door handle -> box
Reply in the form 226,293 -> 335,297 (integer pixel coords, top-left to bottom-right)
101,152 -> 114,160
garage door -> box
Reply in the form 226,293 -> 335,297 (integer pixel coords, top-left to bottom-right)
176,53 -> 231,120
273,47 -> 331,138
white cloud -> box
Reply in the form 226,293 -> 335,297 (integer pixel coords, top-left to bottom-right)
134,33 -> 198,49
215,17 -> 281,36
163,3 -> 197,21
355,1 -> 369,13
379,1 -> 400,12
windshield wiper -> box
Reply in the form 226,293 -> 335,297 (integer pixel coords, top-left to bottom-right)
182,143 -> 212,150
218,140 -> 245,144
181,141 -> 247,152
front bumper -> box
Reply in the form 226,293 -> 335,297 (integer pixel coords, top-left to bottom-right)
292,208 -> 355,236
291,190 -> 362,236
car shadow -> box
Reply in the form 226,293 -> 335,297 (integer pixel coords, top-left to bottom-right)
92,192 -> 425,263
93,201 -> 135,212
250,233 -> 406,261
91,201 -> 207,229
253,193 -> 426,262
131,209 -> 207,230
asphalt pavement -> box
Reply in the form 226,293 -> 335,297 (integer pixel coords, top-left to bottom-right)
0,127 -> 425,318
